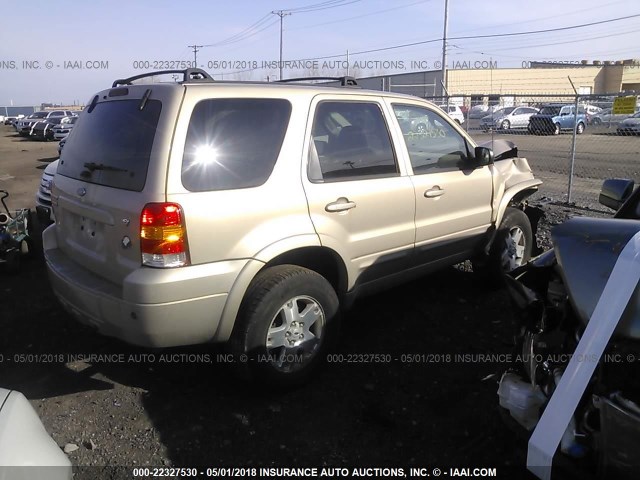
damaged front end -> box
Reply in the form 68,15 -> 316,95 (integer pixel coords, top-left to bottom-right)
498,217 -> 640,479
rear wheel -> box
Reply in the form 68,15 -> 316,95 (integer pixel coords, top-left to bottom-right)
576,122 -> 585,134
416,123 -> 427,134
230,265 -> 340,388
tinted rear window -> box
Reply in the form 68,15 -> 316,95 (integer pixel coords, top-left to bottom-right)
182,98 -> 291,191
57,99 -> 162,191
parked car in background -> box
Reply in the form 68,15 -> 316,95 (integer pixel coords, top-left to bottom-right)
53,116 -> 79,140
3,116 -> 17,125
16,110 -> 75,137
468,105 -> 489,119
528,104 -> 586,135
44,68 -> 541,387
480,106 -> 539,131
590,108 -> 635,125
36,160 -> 58,225
396,109 -> 435,134
617,112 -> 640,135
582,104 -> 602,125
0,387 -> 72,479
30,118 -> 60,141
436,104 -> 465,124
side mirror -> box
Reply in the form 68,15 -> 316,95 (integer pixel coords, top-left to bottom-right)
474,146 -> 494,166
599,178 -> 634,211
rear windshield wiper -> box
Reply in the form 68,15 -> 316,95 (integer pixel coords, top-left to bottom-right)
83,162 -> 129,172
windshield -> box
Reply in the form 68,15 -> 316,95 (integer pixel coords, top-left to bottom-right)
32,112 -> 48,118
539,106 -> 562,115
57,99 -> 162,191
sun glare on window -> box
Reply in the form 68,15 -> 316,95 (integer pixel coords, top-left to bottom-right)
194,145 -> 219,166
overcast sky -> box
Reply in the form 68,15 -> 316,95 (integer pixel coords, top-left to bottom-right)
0,0 -> 638,105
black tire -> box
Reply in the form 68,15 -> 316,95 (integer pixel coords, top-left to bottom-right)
229,265 -> 340,388
474,207 -> 533,282
593,118 -> 602,126
553,123 -> 561,135
500,120 -> 510,130
576,122 -> 585,134
416,123 -> 427,134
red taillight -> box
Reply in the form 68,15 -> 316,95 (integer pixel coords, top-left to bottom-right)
140,203 -> 189,268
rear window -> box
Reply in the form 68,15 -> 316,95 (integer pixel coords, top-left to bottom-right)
182,98 -> 291,191
57,99 -> 162,191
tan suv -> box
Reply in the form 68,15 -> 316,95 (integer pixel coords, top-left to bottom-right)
44,69 -> 541,386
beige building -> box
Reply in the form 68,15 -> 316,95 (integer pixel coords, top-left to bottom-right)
333,60 -> 640,100
447,61 -> 640,96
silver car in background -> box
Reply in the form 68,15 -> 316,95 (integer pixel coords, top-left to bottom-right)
53,116 -> 79,140
481,106 -> 539,131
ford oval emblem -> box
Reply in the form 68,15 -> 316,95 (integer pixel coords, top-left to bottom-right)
77,187 -> 87,197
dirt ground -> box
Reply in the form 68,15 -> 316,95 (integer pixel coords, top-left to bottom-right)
0,124 -> 610,479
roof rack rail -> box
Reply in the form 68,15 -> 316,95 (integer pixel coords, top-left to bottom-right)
277,76 -> 359,87
112,68 -> 214,88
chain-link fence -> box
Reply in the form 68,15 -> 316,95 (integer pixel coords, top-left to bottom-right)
419,93 -> 640,210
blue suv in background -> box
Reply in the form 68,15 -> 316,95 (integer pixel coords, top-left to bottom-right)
528,104 -> 587,135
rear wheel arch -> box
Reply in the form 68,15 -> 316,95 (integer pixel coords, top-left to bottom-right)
215,246 -> 348,343
263,246 -> 348,299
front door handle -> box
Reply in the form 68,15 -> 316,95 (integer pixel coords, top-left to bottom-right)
325,197 -> 357,212
425,186 -> 445,198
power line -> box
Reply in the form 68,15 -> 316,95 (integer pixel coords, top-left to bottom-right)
282,0 -> 362,13
201,14 -> 276,47
289,0 -> 431,31
449,13 -> 640,41
221,12 -> 640,76
200,1 -> 361,50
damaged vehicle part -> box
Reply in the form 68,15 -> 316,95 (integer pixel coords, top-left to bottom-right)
498,179 -> 640,479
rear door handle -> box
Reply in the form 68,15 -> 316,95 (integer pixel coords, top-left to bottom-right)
325,197 -> 357,212
425,186 -> 445,198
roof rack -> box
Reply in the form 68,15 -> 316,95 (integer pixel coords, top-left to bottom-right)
111,68 -> 214,88
277,76 -> 359,87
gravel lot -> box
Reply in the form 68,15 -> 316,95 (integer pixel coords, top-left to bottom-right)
0,124 -> 613,479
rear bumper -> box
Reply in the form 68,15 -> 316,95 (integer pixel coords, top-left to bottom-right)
43,227 -> 249,348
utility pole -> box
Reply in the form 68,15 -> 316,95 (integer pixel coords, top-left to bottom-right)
441,0 -> 449,98
346,50 -> 350,76
188,44 -> 203,68
271,10 -> 291,80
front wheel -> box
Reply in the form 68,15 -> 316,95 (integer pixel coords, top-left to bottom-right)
553,123 -> 561,135
229,265 -> 340,387
473,207 -> 533,281
500,120 -> 510,130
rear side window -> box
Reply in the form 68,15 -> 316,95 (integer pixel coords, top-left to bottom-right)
308,101 -> 397,182
57,99 -> 162,191
182,98 -> 291,191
